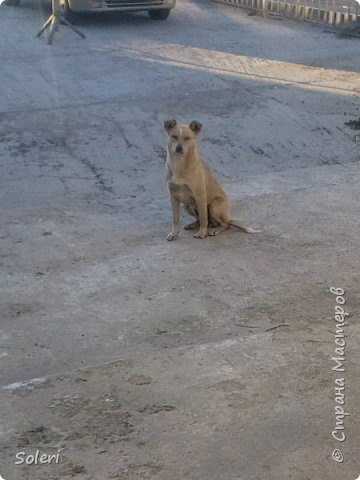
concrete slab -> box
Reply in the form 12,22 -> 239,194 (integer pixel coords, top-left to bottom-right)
0,0 -> 360,478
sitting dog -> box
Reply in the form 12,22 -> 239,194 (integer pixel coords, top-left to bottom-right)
164,119 -> 260,240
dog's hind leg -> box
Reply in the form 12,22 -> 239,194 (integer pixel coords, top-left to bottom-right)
184,204 -> 200,230
207,198 -> 230,236
184,220 -> 200,230
208,224 -> 229,236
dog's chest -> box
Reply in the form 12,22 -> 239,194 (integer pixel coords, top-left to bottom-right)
168,178 -> 194,204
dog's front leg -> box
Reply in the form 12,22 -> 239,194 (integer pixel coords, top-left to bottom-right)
192,191 -> 208,239
167,194 -> 180,241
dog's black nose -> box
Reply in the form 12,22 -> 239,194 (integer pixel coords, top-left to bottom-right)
175,145 -> 183,154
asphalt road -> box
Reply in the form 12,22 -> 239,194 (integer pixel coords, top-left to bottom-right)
1,2 -> 360,479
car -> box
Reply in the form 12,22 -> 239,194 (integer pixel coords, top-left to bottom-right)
60,0 -> 175,21
3,0 -> 175,21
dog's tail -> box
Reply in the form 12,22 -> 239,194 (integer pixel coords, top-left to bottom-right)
229,219 -> 261,234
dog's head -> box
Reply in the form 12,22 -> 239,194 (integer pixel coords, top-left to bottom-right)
164,119 -> 202,157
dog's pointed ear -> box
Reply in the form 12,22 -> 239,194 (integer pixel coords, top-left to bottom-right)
189,121 -> 202,135
164,119 -> 177,132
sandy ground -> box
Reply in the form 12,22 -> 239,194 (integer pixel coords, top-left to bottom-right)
1,1 -> 360,479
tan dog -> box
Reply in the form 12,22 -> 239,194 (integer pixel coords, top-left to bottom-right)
164,119 -> 260,240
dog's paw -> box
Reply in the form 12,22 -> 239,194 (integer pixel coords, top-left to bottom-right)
167,231 -> 179,241
193,229 -> 207,239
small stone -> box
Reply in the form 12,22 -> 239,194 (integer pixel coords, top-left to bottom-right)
128,374 -> 152,385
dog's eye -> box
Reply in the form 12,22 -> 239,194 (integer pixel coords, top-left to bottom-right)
184,137 -> 191,141
172,135 -> 178,140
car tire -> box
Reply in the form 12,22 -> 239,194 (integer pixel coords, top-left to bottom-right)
148,8 -> 171,19
60,0 -> 78,22
3,0 -> 21,6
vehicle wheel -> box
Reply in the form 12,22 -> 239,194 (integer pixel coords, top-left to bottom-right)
148,8 -> 170,19
3,0 -> 21,6
60,0 -> 78,22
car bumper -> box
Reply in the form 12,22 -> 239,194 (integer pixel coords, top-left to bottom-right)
68,0 -> 175,13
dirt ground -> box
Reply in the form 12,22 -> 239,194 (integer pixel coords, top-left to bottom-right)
0,1 -> 360,478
